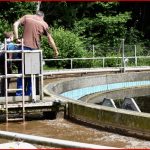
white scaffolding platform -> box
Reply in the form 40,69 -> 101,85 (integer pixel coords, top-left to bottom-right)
1,39 -> 43,122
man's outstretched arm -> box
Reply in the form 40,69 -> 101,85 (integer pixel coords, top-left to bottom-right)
47,33 -> 59,58
13,20 -> 21,40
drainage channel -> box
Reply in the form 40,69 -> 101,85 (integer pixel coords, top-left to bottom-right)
61,80 -> 150,100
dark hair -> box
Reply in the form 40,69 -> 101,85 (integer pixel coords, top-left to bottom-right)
36,11 -> 44,17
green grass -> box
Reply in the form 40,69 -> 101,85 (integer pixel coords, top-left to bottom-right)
43,65 -> 63,70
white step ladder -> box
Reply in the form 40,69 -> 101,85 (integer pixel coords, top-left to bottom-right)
4,39 -> 25,122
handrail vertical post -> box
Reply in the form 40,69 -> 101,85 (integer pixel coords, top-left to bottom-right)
134,45 -> 137,66
4,38 -> 8,122
103,58 -> 105,68
71,59 -> 73,69
122,39 -> 125,72
21,39 -> 25,121
40,51 -> 44,100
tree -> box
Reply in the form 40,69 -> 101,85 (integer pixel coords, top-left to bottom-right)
74,9 -> 132,56
0,2 -> 36,41
40,2 -> 78,28
0,2 -> 36,23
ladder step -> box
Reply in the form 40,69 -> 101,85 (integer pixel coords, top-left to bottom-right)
6,104 -> 24,108
6,59 -> 22,61
7,88 -> 23,91
6,74 -> 23,78
7,118 -> 24,121
4,50 -> 23,52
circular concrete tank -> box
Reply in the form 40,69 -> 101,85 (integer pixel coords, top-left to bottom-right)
44,72 -> 150,140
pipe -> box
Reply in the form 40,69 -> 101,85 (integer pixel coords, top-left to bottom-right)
0,130 -> 117,149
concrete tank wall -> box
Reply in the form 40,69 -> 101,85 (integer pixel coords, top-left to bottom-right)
45,72 -> 150,94
66,102 -> 150,140
44,71 -> 150,139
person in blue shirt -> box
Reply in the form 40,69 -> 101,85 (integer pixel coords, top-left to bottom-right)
0,31 -> 16,96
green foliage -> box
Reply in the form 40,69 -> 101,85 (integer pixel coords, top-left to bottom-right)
0,19 -> 11,41
72,59 -> 103,69
41,2 -> 78,28
105,52 -> 122,67
0,2 -> 36,41
137,58 -> 150,66
136,44 -> 148,56
0,2 -> 36,22
42,27 -> 86,58
125,27 -> 144,44
74,11 -> 131,48
41,27 -> 88,68
0,2 -> 149,69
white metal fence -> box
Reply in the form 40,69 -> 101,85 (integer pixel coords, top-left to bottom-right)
43,56 -> 150,70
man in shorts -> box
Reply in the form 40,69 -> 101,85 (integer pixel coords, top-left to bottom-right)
13,10 -> 59,96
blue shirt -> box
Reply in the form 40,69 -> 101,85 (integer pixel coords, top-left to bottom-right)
7,42 -> 18,59
7,42 -> 16,50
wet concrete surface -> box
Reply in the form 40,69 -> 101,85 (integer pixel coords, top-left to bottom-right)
0,77 -> 149,148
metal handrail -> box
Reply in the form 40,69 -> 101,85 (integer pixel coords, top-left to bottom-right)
43,56 -> 150,69
0,46 -> 43,121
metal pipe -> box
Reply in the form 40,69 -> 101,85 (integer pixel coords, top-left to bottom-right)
0,130 -> 117,149
4,38 -> 8,122
71,59 -> 73,69
40,50 -> 44,100
103,57 -> 105,68
134,45 -> 137,66
122,39 -> 125,72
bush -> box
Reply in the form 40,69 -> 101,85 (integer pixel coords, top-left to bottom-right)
41,27 -> 88,69
104,52 -> 122,67
0,19 -> 11,41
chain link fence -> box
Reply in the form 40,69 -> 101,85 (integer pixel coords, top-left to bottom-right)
86,44 -> 150,57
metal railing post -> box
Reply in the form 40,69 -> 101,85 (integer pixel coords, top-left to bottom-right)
40,51 -> 44,100
102,58 -> 105,68
4,38 -> 8,122
122,39 -> 125,72
134,45 -> 137,66
21,39 -> 25,121
71,59 -> 73,69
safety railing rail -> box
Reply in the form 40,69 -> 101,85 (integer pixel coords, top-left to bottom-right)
43,56 -> 150,69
